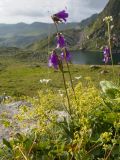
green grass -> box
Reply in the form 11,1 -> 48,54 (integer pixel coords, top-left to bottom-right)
0,56 -> 119,97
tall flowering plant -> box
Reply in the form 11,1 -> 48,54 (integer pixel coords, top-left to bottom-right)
103,16 -> 114,75
54,10 -> 77,100
49,10 -> 71,69
49,10 -> 77,114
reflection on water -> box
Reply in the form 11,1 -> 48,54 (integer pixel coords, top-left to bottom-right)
72,51 -> 120,65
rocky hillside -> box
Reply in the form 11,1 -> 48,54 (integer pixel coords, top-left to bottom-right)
27,29 -> 82,51
28,14 -> 98,51
0,22 -> 80,48
81,0 -> 120,50
0,13 -> 98,49
29,0 -> 120,52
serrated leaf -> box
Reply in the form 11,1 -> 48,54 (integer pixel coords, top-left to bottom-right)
3,138 -> 12,150
100,81 -> 120,99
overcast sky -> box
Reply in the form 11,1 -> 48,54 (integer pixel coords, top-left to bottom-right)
0,0 -> 109,24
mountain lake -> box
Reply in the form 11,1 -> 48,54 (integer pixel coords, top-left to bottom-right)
71,50 -> 120,65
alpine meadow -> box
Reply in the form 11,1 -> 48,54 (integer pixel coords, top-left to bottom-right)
0,0 -> 120,159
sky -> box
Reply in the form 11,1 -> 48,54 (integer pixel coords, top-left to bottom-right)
0,0 -> 109,24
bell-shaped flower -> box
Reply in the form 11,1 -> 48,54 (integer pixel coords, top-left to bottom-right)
103,46 -> 110,64
56,33 -> 66,48
61,48 -> 71,62
52,10 -> 68,23
48,50 -> 59,69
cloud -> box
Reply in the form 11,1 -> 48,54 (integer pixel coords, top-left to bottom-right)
86,0 -> 109,10
0,0 -> 109,23
10,9 -> 47,18
68,0 -> 109,22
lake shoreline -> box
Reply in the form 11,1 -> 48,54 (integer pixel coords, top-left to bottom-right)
69,48 -> 120,54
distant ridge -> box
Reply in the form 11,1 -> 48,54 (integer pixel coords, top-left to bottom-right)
80,0 -> 120,50
0,13 -> 98,48
0,22 -> 79,48
26,14 -> 98,51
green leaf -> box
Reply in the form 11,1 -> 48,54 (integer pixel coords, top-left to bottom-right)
3,138 -> 12,150
100,81 -> 120,99
15,133 -> 23,142
23,138 -> 33,151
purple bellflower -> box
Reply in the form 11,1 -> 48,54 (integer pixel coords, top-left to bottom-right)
61,48 -> 71,62
48,50 -> 59,70
56,33 -> 66,48
103,46 -> 110,64
52,10 -> 68,24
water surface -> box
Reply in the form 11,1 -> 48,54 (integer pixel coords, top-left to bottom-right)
71,51 -> 120,65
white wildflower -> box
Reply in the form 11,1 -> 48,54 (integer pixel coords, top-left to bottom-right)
75,76 -> 82,80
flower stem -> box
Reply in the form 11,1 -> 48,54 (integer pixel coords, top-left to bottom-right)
61,62 -> 71,115
104,132 -> 117,160
18,146 -> 29,160
52,20 -> 72,114
28,132 -> 37,156
104,144 -> 115,160
65,58 -> 77,101
54,23 -> 77,102
54,22 -> 75,116
63,48 -> 78,105
54,22 -> 59,33
87,143 -> 102,154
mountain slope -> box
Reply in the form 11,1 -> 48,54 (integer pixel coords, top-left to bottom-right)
81,0 -> 120,50
27,14 -> 98,51
79,14 -> 98,28
30,0 -> 120,52
0,22 -> 79,48
27,29 -> 82,51
0,13 -> 98,48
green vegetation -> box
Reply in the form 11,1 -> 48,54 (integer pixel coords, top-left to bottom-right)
0,1 -> 120,159
0,22 -> 80,48
0,48 -> 120,160
0,57 -> 120,97
28,29 -> 81,51
0,77 -> 120,159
